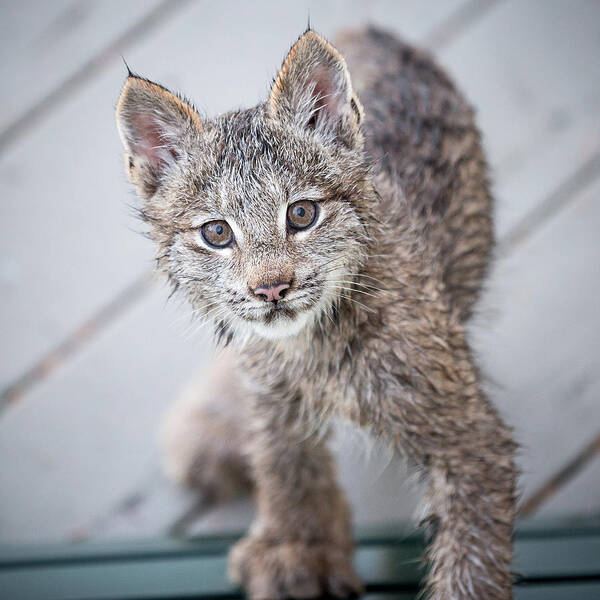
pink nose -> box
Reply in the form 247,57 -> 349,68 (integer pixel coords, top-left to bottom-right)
253,281 -> 291,303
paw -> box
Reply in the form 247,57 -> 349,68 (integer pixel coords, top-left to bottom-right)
229,535 -> 363,599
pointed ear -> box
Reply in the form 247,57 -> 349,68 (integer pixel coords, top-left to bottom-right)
268,30 -> 363,148
115,75 -> 202,198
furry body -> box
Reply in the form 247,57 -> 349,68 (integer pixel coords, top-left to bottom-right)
118,27 -> 516,600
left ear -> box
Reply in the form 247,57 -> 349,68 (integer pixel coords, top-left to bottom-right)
115,75 -> 203,199
268,30 -> 363,149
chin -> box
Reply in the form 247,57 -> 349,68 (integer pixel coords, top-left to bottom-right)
249,309 -> 313,340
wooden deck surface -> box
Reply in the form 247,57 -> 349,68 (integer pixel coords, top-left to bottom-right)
0,0 -> 599,544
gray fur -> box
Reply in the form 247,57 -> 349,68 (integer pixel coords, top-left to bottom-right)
117,27 -> 516,600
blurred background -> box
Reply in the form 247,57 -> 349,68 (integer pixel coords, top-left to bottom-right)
0,0 -> 599,545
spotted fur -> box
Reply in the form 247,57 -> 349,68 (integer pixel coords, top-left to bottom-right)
117,27 -> 516,600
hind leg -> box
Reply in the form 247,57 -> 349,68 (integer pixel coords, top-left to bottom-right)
160,347 -> 253,502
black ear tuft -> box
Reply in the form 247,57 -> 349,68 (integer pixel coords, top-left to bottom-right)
121,57 -> 134,78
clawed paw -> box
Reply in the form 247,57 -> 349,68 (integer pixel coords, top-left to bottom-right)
229,535 -> 363,599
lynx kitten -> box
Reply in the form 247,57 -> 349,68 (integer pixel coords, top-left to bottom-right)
116,27 -> 516,600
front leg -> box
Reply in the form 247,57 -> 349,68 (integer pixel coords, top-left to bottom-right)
229,390 -> 362,600
421,431 -> 516,600
361,312 -> 517,599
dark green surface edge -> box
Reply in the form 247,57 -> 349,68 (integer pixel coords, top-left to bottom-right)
1,519 -> 599,600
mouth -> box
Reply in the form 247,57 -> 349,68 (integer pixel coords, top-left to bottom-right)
248,306 -> 313,339
262,303 -> 297,323
237,295 -> 317,339
229,283 -> 325,339
245,290 -> 317,321
240,301 -> 298,323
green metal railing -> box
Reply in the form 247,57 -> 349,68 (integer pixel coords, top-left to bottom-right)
1,519 -> 599,599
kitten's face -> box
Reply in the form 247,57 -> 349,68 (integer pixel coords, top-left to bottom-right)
116,31 -> 368,340
167,113 -> 368,340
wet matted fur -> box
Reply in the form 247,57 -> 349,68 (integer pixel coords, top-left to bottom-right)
116,26 -> 517,600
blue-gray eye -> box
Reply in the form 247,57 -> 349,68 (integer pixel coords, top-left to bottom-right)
201,220 -> 233,248
287,200 -> 317,231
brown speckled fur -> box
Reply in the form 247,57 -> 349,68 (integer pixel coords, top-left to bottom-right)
117,27 -> 517,600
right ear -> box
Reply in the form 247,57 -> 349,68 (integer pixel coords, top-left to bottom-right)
268,30 -> 363,149
115,75 -> 202,198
